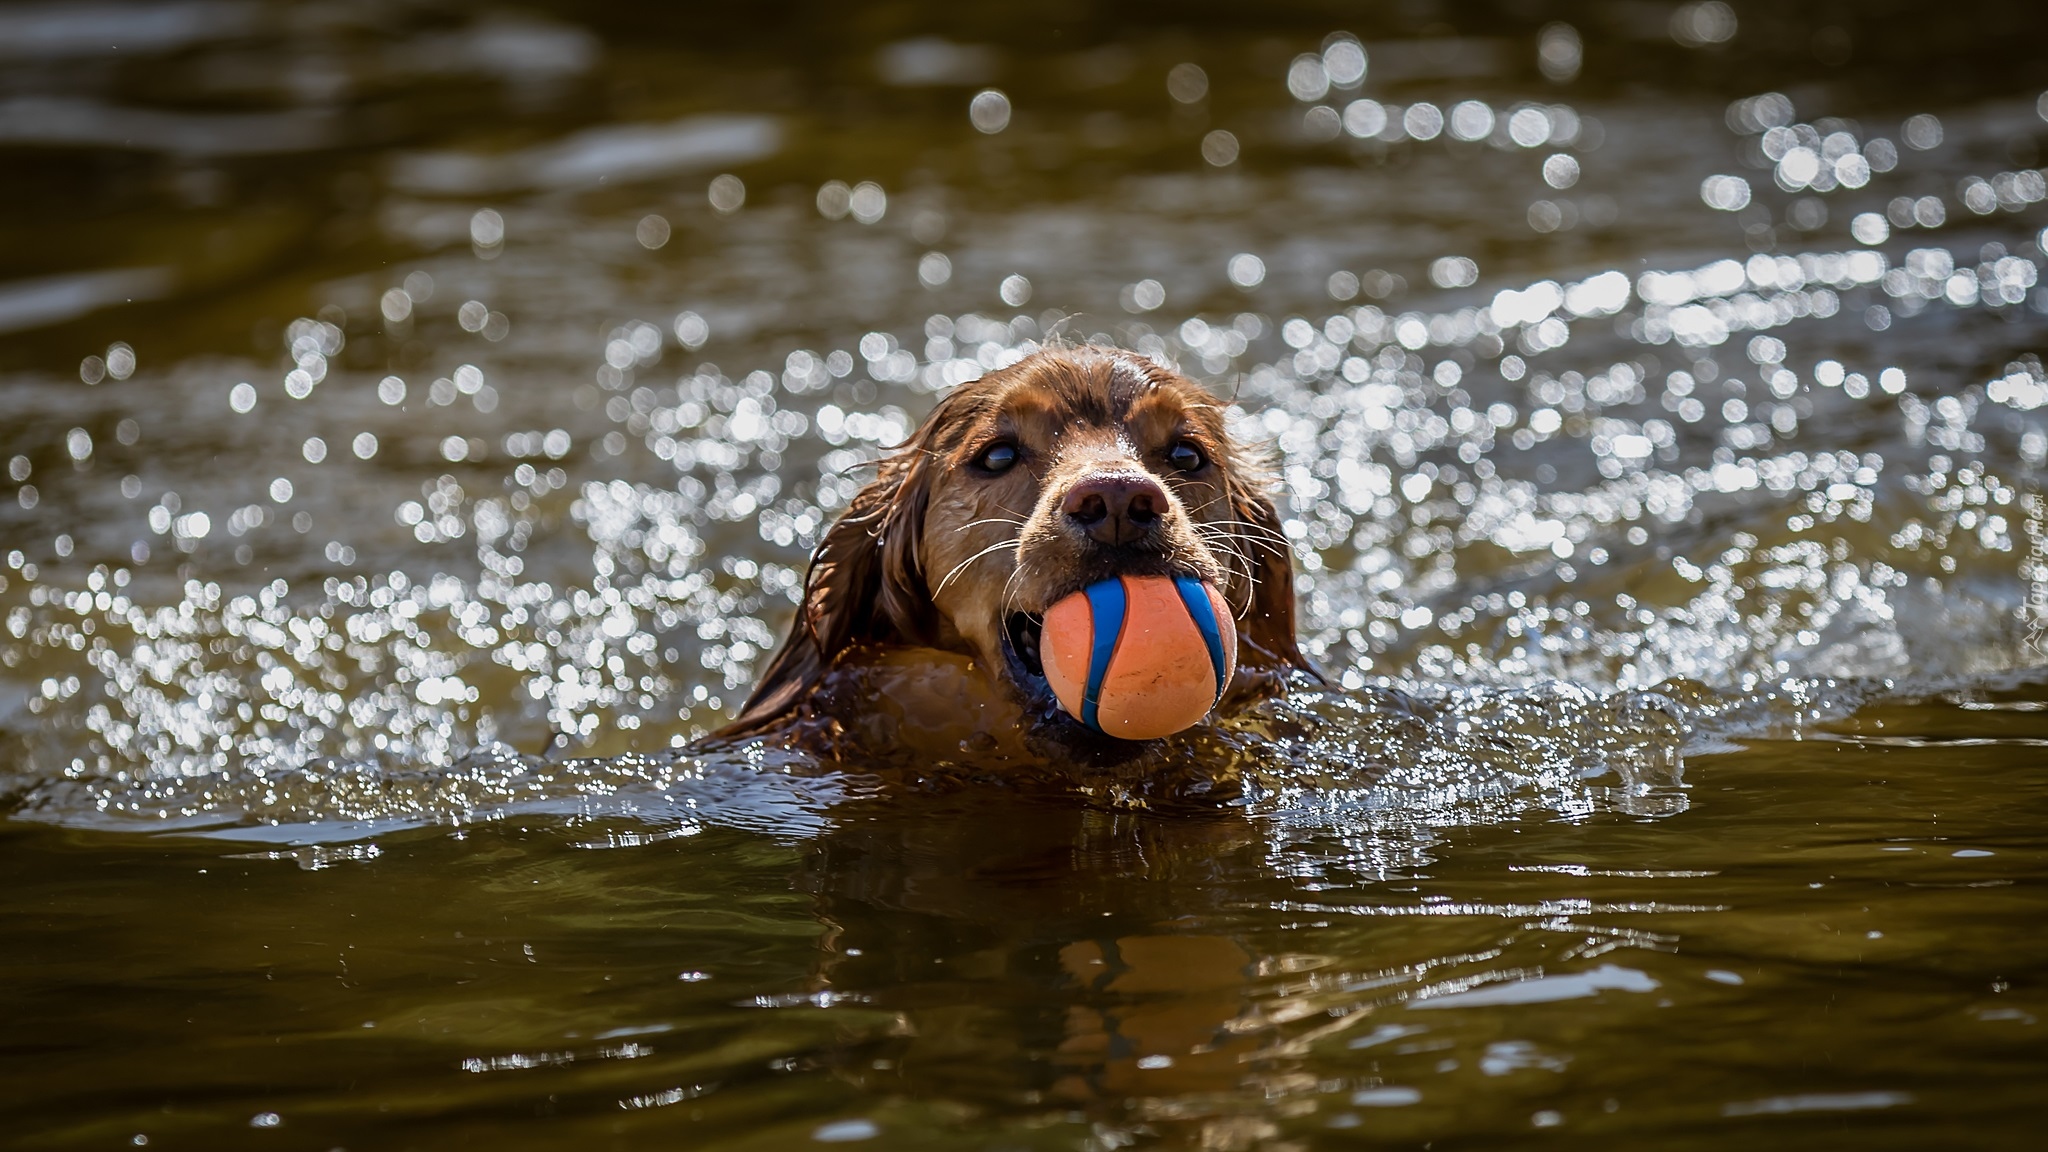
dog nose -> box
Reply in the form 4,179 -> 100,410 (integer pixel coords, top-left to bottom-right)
1062,472 -> 1167,547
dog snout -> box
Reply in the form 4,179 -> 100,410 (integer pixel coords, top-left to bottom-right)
1061,472 -> 1168,547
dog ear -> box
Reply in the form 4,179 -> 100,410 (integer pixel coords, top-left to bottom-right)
722,431 -> 944,736
874,455 -> 939,648
1230,484 -> 1321,681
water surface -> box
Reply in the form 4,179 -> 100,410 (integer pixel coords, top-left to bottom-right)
3,2 -> 2046,1147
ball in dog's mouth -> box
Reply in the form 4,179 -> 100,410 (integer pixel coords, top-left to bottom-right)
1037,575 -> 1237,741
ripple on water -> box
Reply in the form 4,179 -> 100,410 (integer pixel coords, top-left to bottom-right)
3,55 -> 2047,838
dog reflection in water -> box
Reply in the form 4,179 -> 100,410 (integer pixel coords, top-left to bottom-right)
798,800 -> 1311,1134
1054,933 -> 1266,1101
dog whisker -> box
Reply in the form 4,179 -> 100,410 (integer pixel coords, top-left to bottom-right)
1197,545 -> 1256,571
1188,526 -> 1253,554
1199,528 -> 1291,554
934,536 -> 1022,596
1000,558 -> 1037,620
1183,530 -> 1260,613
1200,518 -> 1292,537
1192,529 -> 1281,559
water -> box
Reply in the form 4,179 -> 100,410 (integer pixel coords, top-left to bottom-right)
3,2 -> 2046,1146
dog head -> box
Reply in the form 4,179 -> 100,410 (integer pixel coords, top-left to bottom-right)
727,346 -> 1314,744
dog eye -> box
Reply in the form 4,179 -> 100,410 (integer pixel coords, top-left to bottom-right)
972,442 -> 1019,473
1166,440 -> 1207,472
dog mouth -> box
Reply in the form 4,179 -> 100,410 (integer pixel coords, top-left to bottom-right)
991,530 -> 1226,724
1004,611 -> 1046,680
997,558 -> 1213,690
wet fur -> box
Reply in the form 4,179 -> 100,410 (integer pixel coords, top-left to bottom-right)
723,346 -> 1317,746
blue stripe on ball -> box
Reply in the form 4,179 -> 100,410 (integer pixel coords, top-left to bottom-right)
1173,575 -> 1228,705
1080,577 -> 1127,731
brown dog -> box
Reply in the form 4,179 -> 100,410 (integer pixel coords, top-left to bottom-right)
722,346 -> 1316,760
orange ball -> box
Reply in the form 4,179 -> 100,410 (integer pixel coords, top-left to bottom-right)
1041,575 -> 1237,740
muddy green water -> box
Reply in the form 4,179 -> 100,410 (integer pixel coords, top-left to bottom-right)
3,2 -> 2047,1147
